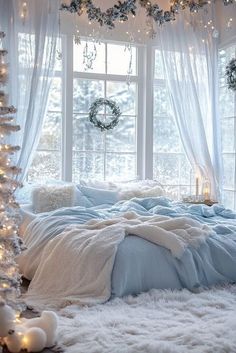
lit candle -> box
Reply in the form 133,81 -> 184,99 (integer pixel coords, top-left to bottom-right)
195,177 -> 199,197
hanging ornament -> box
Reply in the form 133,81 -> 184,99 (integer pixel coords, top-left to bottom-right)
56,12 -> 62,61
125,43 -> 133,87
83,41 -> 97,70
20,1 -> 28,25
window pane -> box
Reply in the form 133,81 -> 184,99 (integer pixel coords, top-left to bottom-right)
18,33 -> 35,69
73,79 -> 104,113
179,155 -> 192,185
106,116 -> 136,153
219,46 -> 236,79
72,152 -> 104,181
154,50 -> 165,80
28,151 -> 61,183
222,154 -> 235,189
153,84 -> 171,116
38,112 -> 61,150
153,153 -> 180,185
73,40 -> 105,74
222,190 -> 235,210
47,77 -> 62,111
73,115 -> 104,151
153,117 -> 180,153
221,118 -> 235,153
107,44 -> 136,76
219,87 -> 235,118
107,81 -> 136,115
106,153 -> 136,181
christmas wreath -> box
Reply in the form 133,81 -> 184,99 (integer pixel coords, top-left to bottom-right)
226,58 -> 236,91
89,98 -> 121,131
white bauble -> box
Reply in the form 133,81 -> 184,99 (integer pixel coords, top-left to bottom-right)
0,301 -> 15,337
23,327 -> 47,352
23,311 -> 58,347
4,331 -> 22,353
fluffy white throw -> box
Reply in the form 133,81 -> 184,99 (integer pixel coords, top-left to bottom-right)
23,212 -> 214,309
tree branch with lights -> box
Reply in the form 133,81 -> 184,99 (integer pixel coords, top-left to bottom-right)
0,31 -> 59,353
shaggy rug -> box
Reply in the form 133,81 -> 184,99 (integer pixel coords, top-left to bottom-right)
57,286 -> 236,353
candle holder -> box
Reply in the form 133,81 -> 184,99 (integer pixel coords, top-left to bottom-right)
202,178 -> 211,202
0,91 -> 8,107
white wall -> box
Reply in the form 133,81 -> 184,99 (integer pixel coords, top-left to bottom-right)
215,2 -> 236,47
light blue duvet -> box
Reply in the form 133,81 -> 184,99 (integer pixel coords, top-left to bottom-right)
23,197 -> 236,298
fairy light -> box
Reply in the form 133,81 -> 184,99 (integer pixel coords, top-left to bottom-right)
0,32 -> 22,353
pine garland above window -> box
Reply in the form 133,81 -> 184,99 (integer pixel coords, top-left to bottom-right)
60,0 -> 235,30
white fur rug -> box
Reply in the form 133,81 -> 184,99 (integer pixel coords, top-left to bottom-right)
57,286 -> 236,353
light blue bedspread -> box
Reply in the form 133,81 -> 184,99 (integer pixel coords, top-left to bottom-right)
25,197 -> 236,297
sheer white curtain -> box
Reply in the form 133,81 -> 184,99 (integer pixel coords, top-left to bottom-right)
0,0 -> 60,182
156,9 -> 221,200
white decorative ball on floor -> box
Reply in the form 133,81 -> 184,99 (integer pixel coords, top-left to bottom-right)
0,301 -> 15,337
22,310 -> 58,347
23,327 -> 47,352
4,331 -> 22,353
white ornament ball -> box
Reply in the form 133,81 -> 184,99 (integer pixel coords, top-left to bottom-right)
23,327 -> 47,352
0,301 -> 15,337
4,331 -> 22,353
23,311 -> 58,347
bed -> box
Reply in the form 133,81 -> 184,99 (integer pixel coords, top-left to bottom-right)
17,189 -> 236,310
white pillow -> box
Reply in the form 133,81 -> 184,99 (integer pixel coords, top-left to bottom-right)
118,181 -> 164,200
32,185 -> 77,213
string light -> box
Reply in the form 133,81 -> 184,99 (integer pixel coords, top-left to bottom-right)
0,31 -> 22,353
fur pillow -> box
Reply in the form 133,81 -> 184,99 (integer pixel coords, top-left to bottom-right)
32,185 -> 77,213
118,184 -> 164,200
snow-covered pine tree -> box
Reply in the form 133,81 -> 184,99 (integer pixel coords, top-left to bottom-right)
0,31 -> 22,324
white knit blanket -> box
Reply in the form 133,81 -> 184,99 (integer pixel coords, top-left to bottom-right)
23,212 -> 214,309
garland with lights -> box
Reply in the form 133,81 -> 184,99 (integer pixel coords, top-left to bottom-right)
60,0 -> 235,30
0,31 -> 22,301
89,98 -> 121,131
0,30 -> 23,351
226,58 -> 236,91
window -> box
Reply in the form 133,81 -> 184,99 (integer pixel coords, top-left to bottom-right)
219,44 -> 236,209
29,39 -> 138,182
72,41 -> 137,181
27,38 -> 63,183
28,39 -> 194,200
153,49 -> 193,199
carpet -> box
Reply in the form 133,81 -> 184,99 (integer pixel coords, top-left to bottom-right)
57,286 -> 236,353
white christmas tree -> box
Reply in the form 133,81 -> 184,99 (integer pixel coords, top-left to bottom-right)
0,31 -> 22,346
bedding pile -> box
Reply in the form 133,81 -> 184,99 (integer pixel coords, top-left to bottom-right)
17,197 -> 236,309
18,212 -> 214,308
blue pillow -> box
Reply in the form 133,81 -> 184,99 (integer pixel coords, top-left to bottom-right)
74,188 -> 94,208
77,185 -> 119,206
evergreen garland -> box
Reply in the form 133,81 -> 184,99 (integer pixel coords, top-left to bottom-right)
226,58 -> 236,92
89,98 -> 121,131
60,0 -> 235,30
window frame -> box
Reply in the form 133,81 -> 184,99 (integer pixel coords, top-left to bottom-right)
60,34 -> 146,182
218,40 -> 236,209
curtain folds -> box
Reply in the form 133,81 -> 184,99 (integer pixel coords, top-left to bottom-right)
156,9 -> 222,200
0,0 -> 60,182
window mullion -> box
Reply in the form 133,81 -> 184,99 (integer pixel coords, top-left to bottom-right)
144,43 -> 154,179
62,34 -> 73,182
